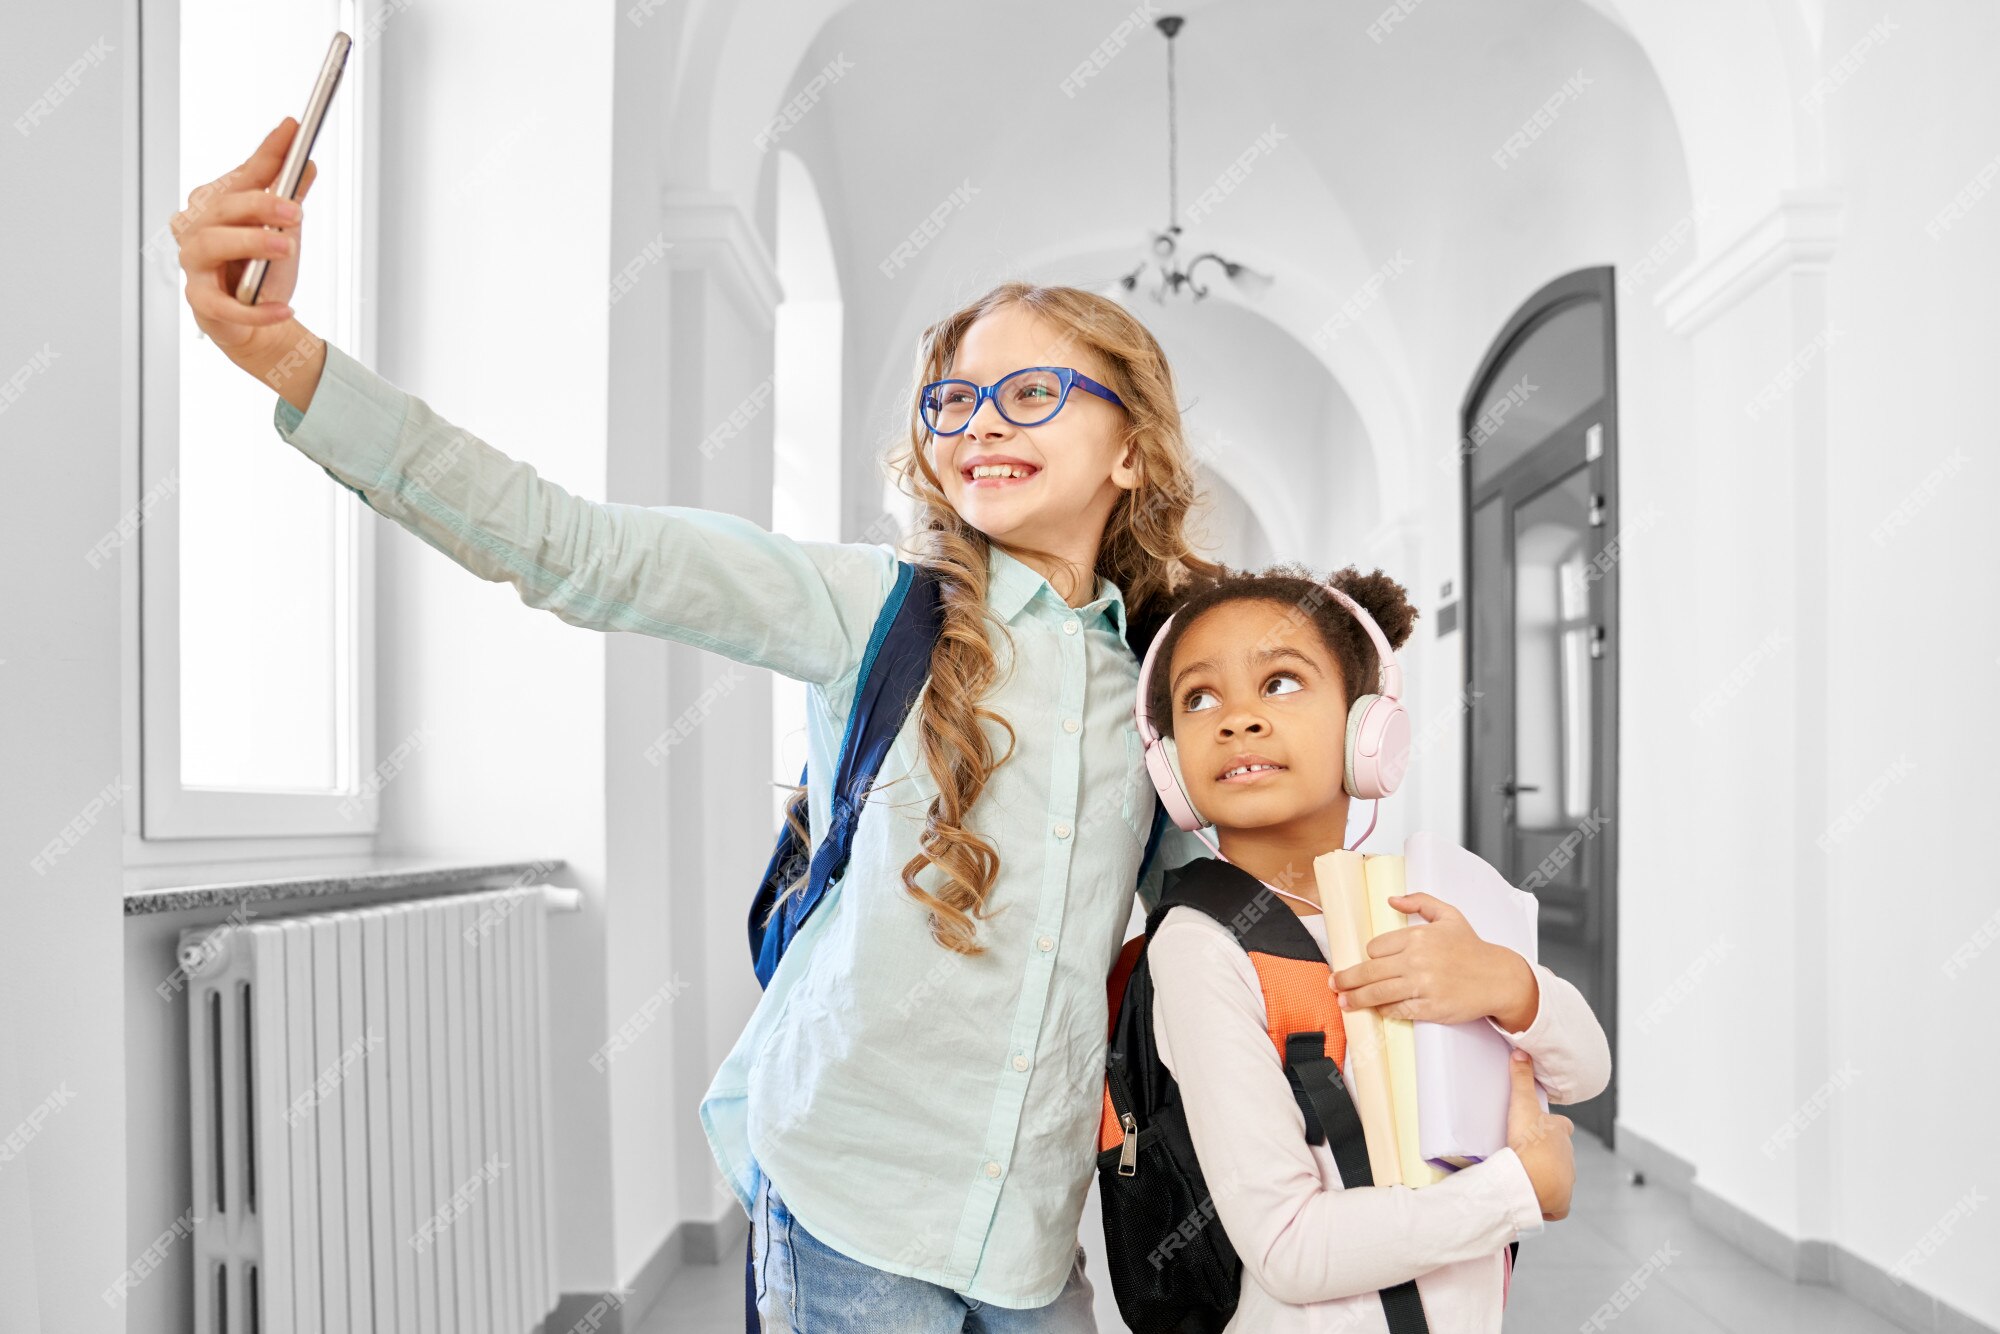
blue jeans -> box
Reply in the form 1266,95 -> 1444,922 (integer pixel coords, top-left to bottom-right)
751,1176 -> 1097,1333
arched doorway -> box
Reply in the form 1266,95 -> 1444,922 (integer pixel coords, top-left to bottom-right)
1461,266 -> 1621,1143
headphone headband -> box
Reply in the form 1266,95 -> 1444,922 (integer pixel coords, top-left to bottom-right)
1132,576 -> 1412,846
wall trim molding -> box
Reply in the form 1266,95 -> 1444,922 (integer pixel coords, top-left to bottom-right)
659,189 -> 784,334
547,1203 -> 749,1333
1654,189 -> 1844,337
1613,1122 -> 1995,1334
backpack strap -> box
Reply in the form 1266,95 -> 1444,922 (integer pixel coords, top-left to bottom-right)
1279,1030 -> 1431,1332
1149,860 -> 1366,1157
1137,799 -> 1168,885
747,560 -> 944,986
1282,1033 -> 1364,1152
810,560 -> 943,890
1152,858 -> 1433,1334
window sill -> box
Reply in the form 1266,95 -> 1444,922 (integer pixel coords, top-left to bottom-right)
121,855 -> 569,917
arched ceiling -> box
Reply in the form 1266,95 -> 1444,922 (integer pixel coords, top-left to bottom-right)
664,0 -> 1823,531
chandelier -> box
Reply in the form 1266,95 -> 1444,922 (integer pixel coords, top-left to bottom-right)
1118,15 -> 1274,303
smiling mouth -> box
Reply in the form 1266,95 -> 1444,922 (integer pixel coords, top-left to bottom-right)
962,463 -> 1041,487
1218,762 -> 1287,783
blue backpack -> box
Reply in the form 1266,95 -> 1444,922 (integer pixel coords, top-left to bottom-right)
747,558 -> 1169,986
741,558 -> 1168,1327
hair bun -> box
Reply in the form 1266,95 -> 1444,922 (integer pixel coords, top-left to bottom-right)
1331,566 -> 1419,651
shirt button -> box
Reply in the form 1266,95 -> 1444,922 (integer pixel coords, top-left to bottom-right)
1063,619 -> 1080,635
1063,717 -> 1079,733
1054,821 -> 1071,839
1037,935 -> 1055,952
1012,1054 -> 1029,1072
985,1160 -> 1002,1178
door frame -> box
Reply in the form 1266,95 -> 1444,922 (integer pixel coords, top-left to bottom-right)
1458,265 -> 1622,1142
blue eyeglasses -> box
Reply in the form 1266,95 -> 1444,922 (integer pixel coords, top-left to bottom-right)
919,367 -> 1126,436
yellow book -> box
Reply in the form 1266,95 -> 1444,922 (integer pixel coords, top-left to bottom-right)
1314,850 -> 1402,1187
1363,853 -> 1448,1188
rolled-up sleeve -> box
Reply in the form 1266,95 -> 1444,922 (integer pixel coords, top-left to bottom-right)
274,339 -> 895,686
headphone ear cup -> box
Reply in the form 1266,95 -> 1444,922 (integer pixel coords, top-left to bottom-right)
1343,695 -> 1372,798
1344,695 -> 1412,799
1145,734 -> 1206,832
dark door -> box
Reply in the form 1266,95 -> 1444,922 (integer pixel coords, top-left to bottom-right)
1461,269 -> 1620,1143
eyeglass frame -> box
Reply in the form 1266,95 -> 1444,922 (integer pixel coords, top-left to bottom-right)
918,366 -> 1127,436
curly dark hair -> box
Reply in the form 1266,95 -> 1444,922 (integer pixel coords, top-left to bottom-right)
1145,562 -> 1420,737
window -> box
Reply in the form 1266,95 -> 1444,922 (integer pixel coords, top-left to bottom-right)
139,0 -> 380,840
1466,298 -> 1604,489
1512,469 -> 1595,831
769,150 -> 844,829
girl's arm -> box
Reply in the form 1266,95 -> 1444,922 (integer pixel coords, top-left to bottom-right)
1332,893 -> 1612,1107
272,336 -> 895,688
1486,963 -> 1612,1106
1148,908 -> 1545,1307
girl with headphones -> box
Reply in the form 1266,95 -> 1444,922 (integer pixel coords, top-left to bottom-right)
1129,562 -> 1610,1332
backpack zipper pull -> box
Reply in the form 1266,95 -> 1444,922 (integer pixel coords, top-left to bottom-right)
1118,1112 -> 1139,1176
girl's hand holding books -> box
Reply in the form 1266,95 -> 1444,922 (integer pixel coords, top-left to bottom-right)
1330,892 -> 1541,1030
1505,1049 -> 1575,1220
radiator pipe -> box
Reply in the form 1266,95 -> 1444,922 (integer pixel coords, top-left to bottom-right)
539,885 -> 584,914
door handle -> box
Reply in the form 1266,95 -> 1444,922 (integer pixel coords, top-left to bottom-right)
1492,779 -> 1541,797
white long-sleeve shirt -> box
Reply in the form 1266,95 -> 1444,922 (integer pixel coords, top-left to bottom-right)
1147,904 -> 1613,1332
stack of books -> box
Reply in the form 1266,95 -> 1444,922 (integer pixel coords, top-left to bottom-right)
1312,833 -> 1543,1187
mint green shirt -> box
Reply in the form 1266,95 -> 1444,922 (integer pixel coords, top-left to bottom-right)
273,340 -> 1201,1307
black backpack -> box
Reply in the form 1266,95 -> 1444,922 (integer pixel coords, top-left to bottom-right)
1098,855 -> 1494,1333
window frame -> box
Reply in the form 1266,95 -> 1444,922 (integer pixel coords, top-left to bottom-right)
136,0 -> 383,843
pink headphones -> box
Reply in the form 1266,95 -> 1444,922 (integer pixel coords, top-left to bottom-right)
1133,583 -> 1412,847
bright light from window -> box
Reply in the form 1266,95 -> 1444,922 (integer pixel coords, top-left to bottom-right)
177,1 -> 358,791
771,151 -> 843,830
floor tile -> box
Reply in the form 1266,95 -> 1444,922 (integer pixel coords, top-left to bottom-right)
642,1130 -> 1936,1332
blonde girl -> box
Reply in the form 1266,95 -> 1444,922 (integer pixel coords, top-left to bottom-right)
175,120 -> 1219,1332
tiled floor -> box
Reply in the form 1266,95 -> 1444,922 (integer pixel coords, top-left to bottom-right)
641,1132 -> 1908,1333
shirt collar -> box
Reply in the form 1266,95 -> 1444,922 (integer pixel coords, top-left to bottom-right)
986,544 -> 1128,639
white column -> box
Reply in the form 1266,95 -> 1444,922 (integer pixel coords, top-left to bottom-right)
1644,189 -> 1843,1253
655,191 -> 785,1230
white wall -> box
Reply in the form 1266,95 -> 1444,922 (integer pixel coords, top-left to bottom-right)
11,0 -> 1996,1327
361,0 -> 622,1292
1,1 -> 135,1327
755,0 -> 2000,1322
104,0 -> 644,1320
1817,8 -> 2000,1313
1544,9 -> 2000,1327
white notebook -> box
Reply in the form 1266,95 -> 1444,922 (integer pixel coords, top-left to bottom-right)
1403,831 -> 1544,1168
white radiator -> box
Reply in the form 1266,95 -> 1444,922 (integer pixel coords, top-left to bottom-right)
179,884 -> 579,1333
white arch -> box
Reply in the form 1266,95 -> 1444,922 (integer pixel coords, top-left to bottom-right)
673,0 -> 1821,269
660,0 -> 1822,567
1579,0 -> 1826,235
855,220 -> 1424,531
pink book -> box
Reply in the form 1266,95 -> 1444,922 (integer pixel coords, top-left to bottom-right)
1403,832 -> 1545,1168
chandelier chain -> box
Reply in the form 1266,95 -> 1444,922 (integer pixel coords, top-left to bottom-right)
1166,29 -> 1179,227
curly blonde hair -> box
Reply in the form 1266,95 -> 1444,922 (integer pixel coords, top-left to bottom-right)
772,282 -> 1223,954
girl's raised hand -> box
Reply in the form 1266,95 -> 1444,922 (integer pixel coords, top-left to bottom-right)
1330,892 -> 1541,1030
174,117 -> 320,374
1505,1049 -> 1574,1220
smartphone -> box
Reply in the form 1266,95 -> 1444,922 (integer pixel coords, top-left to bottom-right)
236,31 -> 352,307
